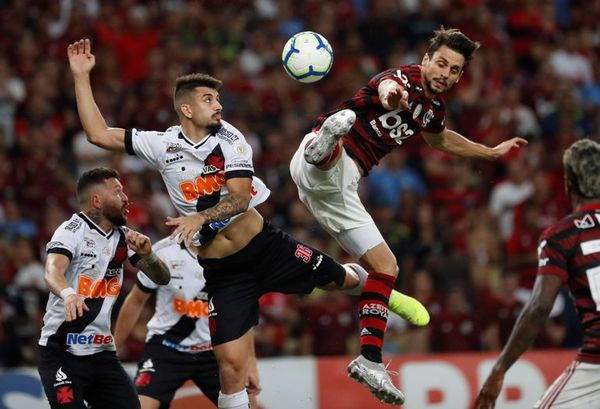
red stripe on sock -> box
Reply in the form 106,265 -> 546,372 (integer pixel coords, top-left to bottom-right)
359,272 -> 394,352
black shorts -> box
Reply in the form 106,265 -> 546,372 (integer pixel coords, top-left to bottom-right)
37,346 -> 139,409
134,343 -> 219,408
201,221 -> 345,345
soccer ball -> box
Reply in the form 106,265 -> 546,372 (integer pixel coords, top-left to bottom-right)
281,31 -> 333,83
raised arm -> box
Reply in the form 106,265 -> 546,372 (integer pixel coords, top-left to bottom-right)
423,129 -> 527,160
44,253 -> 89,321
114,284 -> 151,357
474,274 -> 562,409
126,229 -> 170,285
67,38 -> 126,152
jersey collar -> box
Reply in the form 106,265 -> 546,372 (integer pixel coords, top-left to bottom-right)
78,212 -> 115,239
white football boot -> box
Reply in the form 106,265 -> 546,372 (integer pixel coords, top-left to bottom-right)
304,109 -> 356,164
347,355 -> 405,406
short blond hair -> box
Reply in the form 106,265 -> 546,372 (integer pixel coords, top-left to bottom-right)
563,139 -> 600,199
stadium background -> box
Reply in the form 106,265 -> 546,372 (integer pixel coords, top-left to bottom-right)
0,0 -> 599,408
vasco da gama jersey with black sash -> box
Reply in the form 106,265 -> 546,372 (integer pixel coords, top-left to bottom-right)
40,213 -> 137,356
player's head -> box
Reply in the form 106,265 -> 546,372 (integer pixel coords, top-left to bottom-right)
77,168 -> 129,226
174,73 -> 223,132
563,139 -> 600,203
421,27 -> 480,96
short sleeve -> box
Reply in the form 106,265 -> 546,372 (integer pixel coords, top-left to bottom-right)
223,138 -> 254,179
125,128 -> 165,169
46,221 -> 80,260
537,228 -> 568,283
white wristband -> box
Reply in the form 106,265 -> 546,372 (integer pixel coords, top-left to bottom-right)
59,287 -> 77,300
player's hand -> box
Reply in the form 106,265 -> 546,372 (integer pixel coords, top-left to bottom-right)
491,137 -> 528,159
64,294 -> 89,322
67,38 -> 96,76
166,214 -> 206,247
474,369 -> 504,409
246,362 -> 262,397
126,229 -> 152,256
379,80 -> 409,111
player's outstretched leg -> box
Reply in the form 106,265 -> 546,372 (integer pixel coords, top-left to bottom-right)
347,355 -> 405,405
343,263 -> 430,326
304,109 -> 356,164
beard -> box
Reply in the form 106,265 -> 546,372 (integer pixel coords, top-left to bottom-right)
207,121 -> 222,133
104,207 -> 127,226
423,77 -> 443,96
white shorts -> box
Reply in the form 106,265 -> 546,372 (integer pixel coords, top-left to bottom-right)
534,360 -> 600,409
289,133 -> 384,258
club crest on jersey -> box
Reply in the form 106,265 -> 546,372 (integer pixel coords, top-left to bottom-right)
165,142 -> 183,153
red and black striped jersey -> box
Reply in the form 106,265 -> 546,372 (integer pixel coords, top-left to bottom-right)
312,64 -> 446,174
538,203 -> 600,363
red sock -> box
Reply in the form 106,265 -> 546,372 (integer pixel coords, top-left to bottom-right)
358,272 -> 395,363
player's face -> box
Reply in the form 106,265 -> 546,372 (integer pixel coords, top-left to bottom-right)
189,87 -> 223,131
101,178 -> 129,226
421,46 -> 465,96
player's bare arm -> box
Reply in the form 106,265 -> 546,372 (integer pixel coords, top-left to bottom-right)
44,253 -> 89,322
166,177 -> 252,246
126,229 -> 170,285
378,79 -> 409,110
474,274 -> 562,409
114,285 -> 151,358
423,129 -> 528,160
67,38 -> 126,152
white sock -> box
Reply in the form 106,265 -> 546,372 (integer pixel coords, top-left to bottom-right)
341,263 -> 368,296
218,390 -> 249,409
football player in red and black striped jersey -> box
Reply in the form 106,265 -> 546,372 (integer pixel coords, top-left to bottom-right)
476,139 -> 600,409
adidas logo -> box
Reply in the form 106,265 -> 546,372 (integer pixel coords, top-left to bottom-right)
360,328 -> 371,337
142,359 -> 154,369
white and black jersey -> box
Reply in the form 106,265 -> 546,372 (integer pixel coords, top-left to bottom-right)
39,213 -> 137,356
124,121 -> 270,244
136,237 -> 211,353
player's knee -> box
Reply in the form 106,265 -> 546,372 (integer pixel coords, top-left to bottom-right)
218,357 -> 246,388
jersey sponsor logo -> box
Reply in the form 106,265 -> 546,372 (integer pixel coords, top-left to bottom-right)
233,142 -> 246,155
225,162 -> 252,170
217,128 -> 240,143
581,240 -> 600,255
161,339 -> 212,352
294,244 -> 313,263
209,218 -> 231,230
179,173 -> 226,201
173,297 -> 209,318
66,333 -> 113,345
65,219 -> 83,232
78,276 -> 121,298
377,109 -> 416,143
47,241 -> 66,251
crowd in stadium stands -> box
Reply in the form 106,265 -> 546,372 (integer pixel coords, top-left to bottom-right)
1,0 -> 599,367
